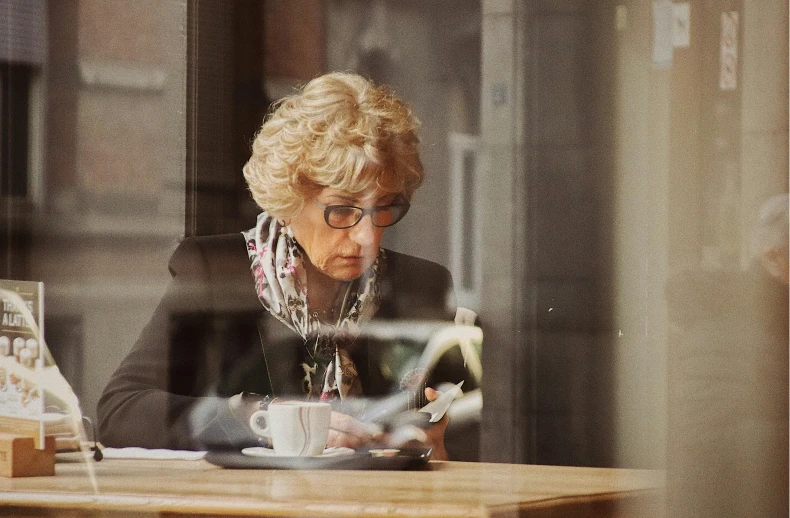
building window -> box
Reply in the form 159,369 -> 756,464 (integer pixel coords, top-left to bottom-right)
0,63 -> 31,198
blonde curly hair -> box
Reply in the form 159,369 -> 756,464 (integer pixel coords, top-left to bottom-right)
243,72 -> 424,220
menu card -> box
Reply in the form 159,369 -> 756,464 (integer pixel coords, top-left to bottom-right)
0,280 -> 46,448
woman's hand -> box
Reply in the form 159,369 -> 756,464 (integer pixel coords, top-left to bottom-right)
385,387 -> 450,460
421,387 -> 449,460
327,411 -> 383,449
325,387 -> 450,459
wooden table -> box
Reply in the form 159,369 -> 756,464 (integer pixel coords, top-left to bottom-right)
0,456 -> 664,517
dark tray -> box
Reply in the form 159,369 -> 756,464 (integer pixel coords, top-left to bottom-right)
205,447 -> 432,471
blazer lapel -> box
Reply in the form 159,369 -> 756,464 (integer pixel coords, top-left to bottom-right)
256,312 -> 308,397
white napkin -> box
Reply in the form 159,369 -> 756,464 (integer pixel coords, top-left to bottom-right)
101,447 -> 207,461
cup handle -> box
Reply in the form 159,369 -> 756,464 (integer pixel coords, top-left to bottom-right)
249,410 -> 271,438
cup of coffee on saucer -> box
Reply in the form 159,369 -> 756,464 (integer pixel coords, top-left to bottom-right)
249,401 -> 331,456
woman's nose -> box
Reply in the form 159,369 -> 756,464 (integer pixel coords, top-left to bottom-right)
349,214 -> 377,246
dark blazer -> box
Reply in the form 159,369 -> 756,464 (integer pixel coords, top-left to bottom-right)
97,233 -> 458,450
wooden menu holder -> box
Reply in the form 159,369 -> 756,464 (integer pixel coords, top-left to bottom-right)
0,433 -> 55,477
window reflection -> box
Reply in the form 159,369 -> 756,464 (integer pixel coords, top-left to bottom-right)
0,1 -> 785,514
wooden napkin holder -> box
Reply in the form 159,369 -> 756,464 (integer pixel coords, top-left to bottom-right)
0,433 -> 56,477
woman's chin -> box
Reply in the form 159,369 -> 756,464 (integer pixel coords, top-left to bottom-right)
325,263 -> 369,282
329,268 -> 365,282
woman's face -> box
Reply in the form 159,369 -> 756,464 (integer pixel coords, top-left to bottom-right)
289,188 -> 396,282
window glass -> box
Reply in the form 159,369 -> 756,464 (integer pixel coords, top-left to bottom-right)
1,1 -> 786,515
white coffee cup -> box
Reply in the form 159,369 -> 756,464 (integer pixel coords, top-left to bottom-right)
249,401 -> 331,456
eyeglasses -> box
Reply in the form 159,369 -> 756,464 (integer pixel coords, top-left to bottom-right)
312,199 -> 411,229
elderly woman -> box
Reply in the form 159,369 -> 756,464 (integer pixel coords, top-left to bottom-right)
97,73 -> 464,458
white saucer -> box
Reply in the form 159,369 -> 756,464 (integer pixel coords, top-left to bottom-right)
241,446 -> 355,458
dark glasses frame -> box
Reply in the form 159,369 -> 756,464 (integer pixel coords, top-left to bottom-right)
312,199 -> 411,229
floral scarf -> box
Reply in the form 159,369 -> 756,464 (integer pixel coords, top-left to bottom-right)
242,212 -> 383,400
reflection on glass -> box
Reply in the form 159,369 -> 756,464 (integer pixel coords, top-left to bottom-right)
0,0 -> 784,514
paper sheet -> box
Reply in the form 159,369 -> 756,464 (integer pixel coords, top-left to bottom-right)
101,447 -> 207,461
